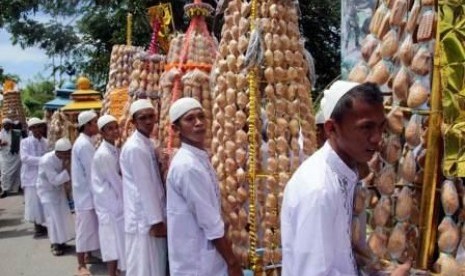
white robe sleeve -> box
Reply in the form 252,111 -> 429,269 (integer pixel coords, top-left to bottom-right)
92,154 -> 121,216
20,140 -> 41,166
290,190 -> 344,276
129,147 -> 164,226
44,166 -> 70,187
177,167 -> 224,240
79,144 -> 95,185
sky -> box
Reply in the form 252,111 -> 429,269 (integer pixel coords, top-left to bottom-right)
0,28 -> 51,87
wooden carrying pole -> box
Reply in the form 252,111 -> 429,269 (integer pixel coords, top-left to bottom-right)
417,19 -> 442,269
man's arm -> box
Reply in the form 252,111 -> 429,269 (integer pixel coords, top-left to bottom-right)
212,236 -> 242,276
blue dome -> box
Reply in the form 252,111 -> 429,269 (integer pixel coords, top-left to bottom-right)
62,81 -> 76,90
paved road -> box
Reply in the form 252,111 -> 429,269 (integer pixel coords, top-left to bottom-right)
0,193 -> 107,276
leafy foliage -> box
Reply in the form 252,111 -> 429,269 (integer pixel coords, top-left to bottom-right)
1,0 -> 341,93
21,75 -> 55,117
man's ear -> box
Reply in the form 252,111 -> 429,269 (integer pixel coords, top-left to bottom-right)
323,119 -> 337,138
171,123 -> 180,134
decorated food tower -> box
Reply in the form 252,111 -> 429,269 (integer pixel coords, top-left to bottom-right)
343,0 -> 465,273
158,0 -> 218,153
1,80 -> 27,129
61,76 -> 102,142
118,4 -> 174,143
211,0 -> 317,273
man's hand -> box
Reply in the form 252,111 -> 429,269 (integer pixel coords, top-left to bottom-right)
390,260 -> 411,276
149,222 -> 167,237
227,262 -> 243,276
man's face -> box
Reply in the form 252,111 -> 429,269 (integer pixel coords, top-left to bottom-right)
173,108 -> 206,147
101,121 -> 120,144
3,123 -> 12,131
85,117 -> 99,136
55,150 -> 71,161
325,98 -> 386,166
30,124 -> 45,139
133,108 -> 155,137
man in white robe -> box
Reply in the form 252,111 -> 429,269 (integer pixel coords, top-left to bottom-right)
120,99 -> 167,276
166,97 -> 242,276
71,110 -> 100,275
20,118 -> 48,238
281,82 -> 410,275
36,138 -> 74,256
0,118 -> 21,197
91,115 -> 126,275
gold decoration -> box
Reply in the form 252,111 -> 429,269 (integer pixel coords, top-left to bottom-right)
247,0 -> 259,272
147,3 -> 174,53
2,79 -> 16,93
108,87 -> 129,120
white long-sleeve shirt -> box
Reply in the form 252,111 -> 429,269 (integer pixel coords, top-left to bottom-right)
36,151 -> 71,204
91,140 -> 123,223
20,136 -> 48,187
281,142 -> 358,276
167,143 -> 227,276
120,130 -> 165,234
71,133 -> 96,211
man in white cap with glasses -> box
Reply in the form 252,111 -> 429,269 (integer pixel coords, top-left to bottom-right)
281,82 -> 411,275
71,110 -> 100,275
0,117 -> 22,197
20,117 -> 48,238
37,138 -> 74,257
120,99 -> 167,276
166,97 -> 242,276
91,115 -> 125,276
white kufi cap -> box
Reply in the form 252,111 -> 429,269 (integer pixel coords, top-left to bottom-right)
27,117 -> 45,127
315,110 -> 325,125
2,118 -> 12,125
321,80 -> 360,120
169,97 -> 202,123
97,115 -> 117,130
78,110 -> 97,127
55,138 -> 72,151
130,99 -> 154,117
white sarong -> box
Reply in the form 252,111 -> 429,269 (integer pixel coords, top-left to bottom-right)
43,200 -> 74,244
126,233 -> 167,276
24,186 -> 45,225
75,209 -> 100,252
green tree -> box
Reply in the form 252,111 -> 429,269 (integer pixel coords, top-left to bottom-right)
21,75 -> 55,118
0,0 -> 341,92
299,0 -> 341,91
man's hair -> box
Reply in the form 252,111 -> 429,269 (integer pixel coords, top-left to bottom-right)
330,82 -> 383,122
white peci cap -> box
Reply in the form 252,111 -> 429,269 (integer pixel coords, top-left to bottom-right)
97,115 -> 117,130
77,110 -> 98,128
315,110 -> 325,125
130,99 -> 154,117
169,97 -> 202,123
55,138 -> 72,151
27,117 -> 46,128
2,118 -> 13,125
321,80 -> 360,120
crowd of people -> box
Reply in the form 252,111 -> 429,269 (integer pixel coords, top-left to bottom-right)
0,82 -> 412,276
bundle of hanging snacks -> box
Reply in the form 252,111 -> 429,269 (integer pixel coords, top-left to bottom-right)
101,44 -> 144,115
210,0 -> 317,271
158,0 -> 217,154
47,110 -> 75,150
1,80 -> 27,128
119,18 -> 167,145
346,0 -> 437,271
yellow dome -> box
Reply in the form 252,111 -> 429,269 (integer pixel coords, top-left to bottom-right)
76,76 -> 91,90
